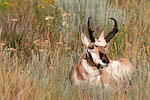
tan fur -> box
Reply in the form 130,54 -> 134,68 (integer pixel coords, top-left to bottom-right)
71,26 -> 134,92
71,47 -> 134,92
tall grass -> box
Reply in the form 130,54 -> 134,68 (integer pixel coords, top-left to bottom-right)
0,0 -> 150,100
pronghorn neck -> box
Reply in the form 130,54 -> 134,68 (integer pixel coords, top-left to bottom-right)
85,52 -> 102,69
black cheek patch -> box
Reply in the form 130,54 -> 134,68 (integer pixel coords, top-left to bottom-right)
99,52 -> 109,64
87,51 -> 95,63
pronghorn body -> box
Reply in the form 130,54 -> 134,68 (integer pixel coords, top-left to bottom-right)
71,17 -> 134,91
71,57 -> 134,88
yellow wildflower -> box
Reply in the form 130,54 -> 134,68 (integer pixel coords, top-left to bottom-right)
115,33 -> 118,37
49,0 -> 55,3
38,4 -> 44,8
57,8 -> 61,12
120,32 -> 123,35
122,23 -> 125,28
3,1 -> 9,6
137,51 -> 141,56
43,0 -> 55,4
122,23 -> 126,31
52,0 -> 55,3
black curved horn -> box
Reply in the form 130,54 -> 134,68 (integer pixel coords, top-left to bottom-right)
88,17 -> 95,42
104,18 -> 118,43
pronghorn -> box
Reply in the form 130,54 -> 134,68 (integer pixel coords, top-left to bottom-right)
71,17 -> 134,92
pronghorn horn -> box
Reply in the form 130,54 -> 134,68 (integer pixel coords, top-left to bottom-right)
104,18 -> 118,43
88,17 -> 95,42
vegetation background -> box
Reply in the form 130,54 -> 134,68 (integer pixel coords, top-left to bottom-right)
0,0 -> 149,99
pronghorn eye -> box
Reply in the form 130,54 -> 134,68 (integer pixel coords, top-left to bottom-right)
88,46 -> 94,49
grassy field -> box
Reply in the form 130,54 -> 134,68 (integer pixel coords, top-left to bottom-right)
0,0 -> 150,100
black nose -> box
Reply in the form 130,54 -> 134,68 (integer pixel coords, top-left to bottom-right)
99,53 -> 109,64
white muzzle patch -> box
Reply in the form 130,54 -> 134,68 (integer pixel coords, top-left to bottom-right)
90,52 -> 108,66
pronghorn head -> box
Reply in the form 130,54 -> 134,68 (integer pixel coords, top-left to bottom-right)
81,17 -> 118,66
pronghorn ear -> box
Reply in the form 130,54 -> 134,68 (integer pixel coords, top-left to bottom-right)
98,30 -> 105,41
81,31 -> 90,47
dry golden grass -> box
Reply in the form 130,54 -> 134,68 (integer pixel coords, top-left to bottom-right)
0,0 -> 149,100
